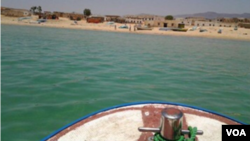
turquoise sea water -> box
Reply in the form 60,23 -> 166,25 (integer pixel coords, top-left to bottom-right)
1,24 -> 250,141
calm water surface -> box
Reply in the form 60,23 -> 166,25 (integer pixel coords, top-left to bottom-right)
1,24 -> 250,141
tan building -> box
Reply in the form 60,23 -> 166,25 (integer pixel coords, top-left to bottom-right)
238,23 -> 250,28
114,17 -> 126,23
53,11 -> 65,17
104,15 -> 125,23
69,13 -> 84,20
62,12 -> 74,18
53,11 -> 71,18
36,11 -> 58,19
105,15 -> 120,21
52,11 -> 84,20
218,18 -> 239,23
145,20 -> 184,28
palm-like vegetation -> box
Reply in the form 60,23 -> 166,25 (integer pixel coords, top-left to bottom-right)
30,6 -> 37,14
84,9 -> 91,17
165,15 -> 174,20
37,6 -> 42,13
30,6 -> 42,14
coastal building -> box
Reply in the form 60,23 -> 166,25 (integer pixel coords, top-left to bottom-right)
154,16 -> 165,21
105,15 -> 120,22
52,11 -> 84,20
43,11 -> 52,15
69,13 -> 84,20
186,17 -> 206,21
144,20 -> 185,28
144,16 -> 165,26
243,18 -> 250,23
175,17 -> 206,26
124,14 -> 163,24
114,17 -> 126,23
159,20 -> 185,28
53,11 -> 72,18
53,11 -> 65,17
238,23 -> 250,28
217,18 -> 239,23
44,15 -> 59,20
175,17 -> 239,28
1,7 -> 31,17
237,18 -> 246,23
0,7 -> 5,15
125,15 -> 143,24
138,15 -> 155,21
244,18 -> 250,23
104,15 -> 125,23
194,20 -> 237,27
37,11 -> 59,19
175,18 -> 192,26
87,15 -> 104,23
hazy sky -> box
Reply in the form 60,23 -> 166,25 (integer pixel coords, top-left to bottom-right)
2,0 -> 250,16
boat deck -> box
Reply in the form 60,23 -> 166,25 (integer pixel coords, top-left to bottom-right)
44,103 -> 242,141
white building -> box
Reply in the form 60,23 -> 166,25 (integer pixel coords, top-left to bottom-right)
124,15 -> 142,23
176,17 -> 238,27
175,17 -> 208,27
194,21 -> 237,27
125,15 -> 164,24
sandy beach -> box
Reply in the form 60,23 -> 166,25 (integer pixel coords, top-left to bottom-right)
1,15 -> 250,41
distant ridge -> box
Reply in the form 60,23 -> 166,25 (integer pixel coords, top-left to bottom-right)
175,12 -> 250,19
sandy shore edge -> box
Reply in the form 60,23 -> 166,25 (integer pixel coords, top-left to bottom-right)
1,16 -> 250,42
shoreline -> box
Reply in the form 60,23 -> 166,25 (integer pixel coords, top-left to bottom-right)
1,16 -> 250,42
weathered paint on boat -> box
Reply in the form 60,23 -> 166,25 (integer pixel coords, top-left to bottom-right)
41,101 -> 245,141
